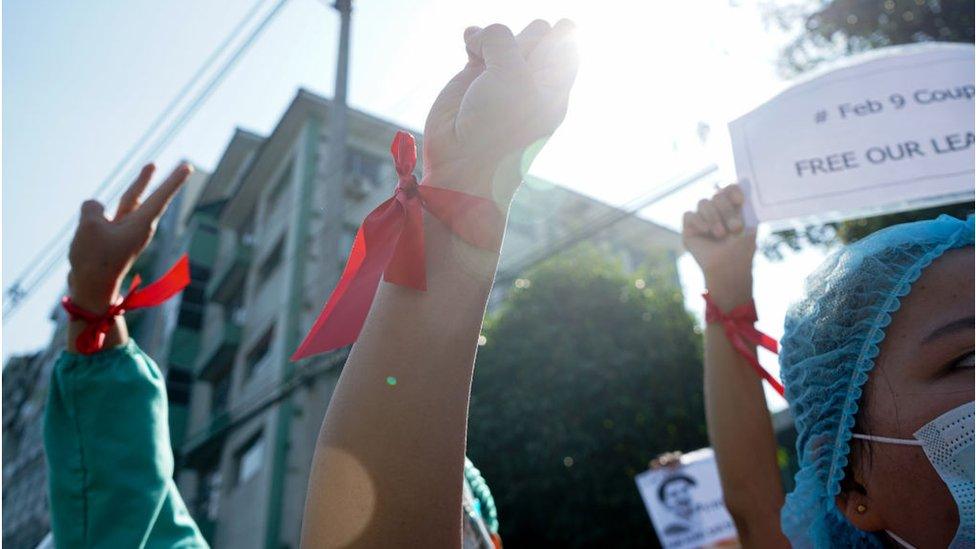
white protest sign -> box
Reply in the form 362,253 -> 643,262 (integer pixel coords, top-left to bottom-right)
729,44 -> 974,226
635,448 -> 738,549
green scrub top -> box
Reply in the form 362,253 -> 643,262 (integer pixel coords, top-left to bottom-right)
44,340 -> 207,548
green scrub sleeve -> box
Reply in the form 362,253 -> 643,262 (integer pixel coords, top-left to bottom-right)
44,339 -> 208,548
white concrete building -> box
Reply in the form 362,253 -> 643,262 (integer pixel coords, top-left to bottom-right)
2,88 -> 688,549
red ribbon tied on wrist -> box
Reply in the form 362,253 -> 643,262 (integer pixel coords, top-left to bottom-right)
702,291 -> 785,396
291,131 -> 504,361
62,254 -> 191,355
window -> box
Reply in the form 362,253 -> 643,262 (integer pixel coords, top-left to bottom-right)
347,150 -> 382,182
182,285 -> 206,307
211,374 -> 230,415
189,262 -> 212,285
165,368 -> 193,406
227,293 -> 247,326
177,303 -> 205,330
197,463 -> 222,521
257,237 -> 285,287
246,324 -> 275,379
234,432 -> 264,486
231,306 -> 248,326
266,160 -> 293,215
241,210 -> 257,246
178,262 -> 211,329
198,222 -> 219,235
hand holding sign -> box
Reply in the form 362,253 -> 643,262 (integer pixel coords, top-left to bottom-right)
682,184 -> 756,310
635,449 -> 739,549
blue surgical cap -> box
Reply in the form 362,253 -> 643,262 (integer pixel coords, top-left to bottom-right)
779,214 -> 975,548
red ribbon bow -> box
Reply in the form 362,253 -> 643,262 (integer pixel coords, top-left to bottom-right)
702,291 -> 785,396
62,254 -> 191,355
292,131 -> 504,360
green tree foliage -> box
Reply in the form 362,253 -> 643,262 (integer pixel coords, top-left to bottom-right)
768,0 -> 974,75
759,201 -> 974,259
467,246 -> 706,548
759,0 -> 974,258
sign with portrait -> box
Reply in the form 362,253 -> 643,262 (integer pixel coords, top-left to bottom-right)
635,448 -> 738,549
729,43 -> 975,226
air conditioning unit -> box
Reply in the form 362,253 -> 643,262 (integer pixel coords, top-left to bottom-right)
344,175 -> 373,200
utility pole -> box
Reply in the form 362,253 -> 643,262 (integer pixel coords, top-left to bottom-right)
322,0 -> 352,264
266,2 -> 353,547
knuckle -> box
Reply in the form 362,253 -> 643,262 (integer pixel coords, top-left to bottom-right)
484,23 -> 514,40
79,200 -> 103,218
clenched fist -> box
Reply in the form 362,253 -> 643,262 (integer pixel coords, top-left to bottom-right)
682,184 -> 757,309
422,20 -> 579,203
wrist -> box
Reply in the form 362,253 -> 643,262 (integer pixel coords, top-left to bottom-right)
423,152 -> 522,204
703,273 -> 753,311
67,270 -> 122,313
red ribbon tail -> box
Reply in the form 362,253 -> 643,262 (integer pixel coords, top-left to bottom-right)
291,199 -> 405,361
739,323 -> 780,355
418,185 -> 504,251
77,326 -> 105,355
703,293 -> 785,396
384,194 -> 427,290
292,131 -> 508,360
122,254 -> 191,309
62,255 -> 189,355
728,330 -> 786,397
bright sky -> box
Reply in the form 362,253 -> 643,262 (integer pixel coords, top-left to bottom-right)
3,0 -> 829,409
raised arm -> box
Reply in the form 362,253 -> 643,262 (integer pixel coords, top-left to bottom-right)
46,163 -> 207,547
681,185 -> 789,547
300,20 -> 578,548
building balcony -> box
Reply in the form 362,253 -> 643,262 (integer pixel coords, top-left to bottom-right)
207,238 -> 252,304
168,327 -> 201,371
187,221 -> 221,268
196,317 -> 243,382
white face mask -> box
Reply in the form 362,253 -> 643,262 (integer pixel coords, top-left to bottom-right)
851,401 -> 975,549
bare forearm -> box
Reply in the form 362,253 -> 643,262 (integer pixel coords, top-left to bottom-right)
301,17 -> 579,544
703,278 -> 788,544
302,192 -> 505,547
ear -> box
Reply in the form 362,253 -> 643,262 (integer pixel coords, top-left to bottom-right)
835,476 -> 885,533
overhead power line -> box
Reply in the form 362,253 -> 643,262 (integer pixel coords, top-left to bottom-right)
3,0 -> 290,322
496,164 -> 718,285
178,165 -> 720,452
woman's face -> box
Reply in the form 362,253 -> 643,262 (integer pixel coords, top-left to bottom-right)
850,247 -> 974,546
